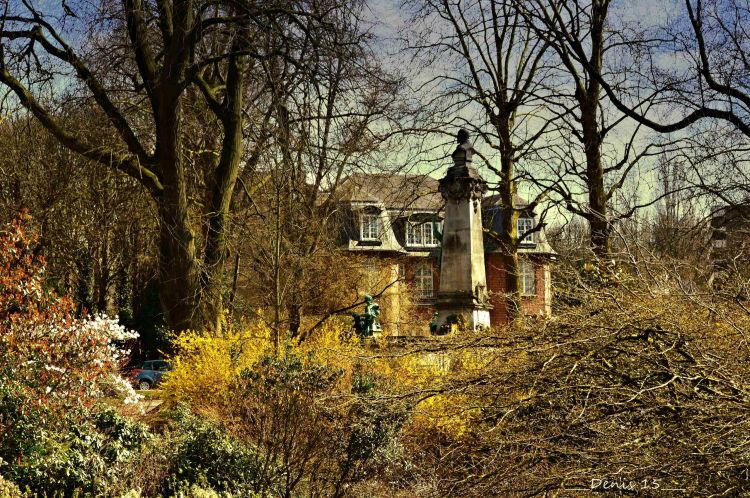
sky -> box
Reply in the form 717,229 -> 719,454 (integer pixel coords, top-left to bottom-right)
357,0 -> 715,226
2,0 -> 735,227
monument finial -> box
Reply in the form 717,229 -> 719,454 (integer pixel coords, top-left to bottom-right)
457,128 -> 470,145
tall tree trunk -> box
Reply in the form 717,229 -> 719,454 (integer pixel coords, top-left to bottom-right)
581,96 -> 609,257
201,44 -> 246,334
156,91 -> 202,332
581,0 -> 609,257
497,120 -> 522,318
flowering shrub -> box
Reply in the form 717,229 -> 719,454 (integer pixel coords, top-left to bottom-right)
0,474 -> 22,498
161,321 -> 271,413
162,318 -> 376,414
0,211 -> 138,416
162,319 -> 410,497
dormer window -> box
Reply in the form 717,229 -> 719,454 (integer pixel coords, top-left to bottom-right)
517,217 -> 535,244
361,212 -> 381,241
407,221 -> 439,247
406,213 -> 440,247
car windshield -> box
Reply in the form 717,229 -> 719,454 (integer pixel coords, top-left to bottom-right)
141,360 -> 169,371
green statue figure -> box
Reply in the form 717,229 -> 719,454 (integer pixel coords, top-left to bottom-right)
432,213 -> 443,243
432,212 -> 444,264
352,294 -> 381,337
429,311 -> 439,334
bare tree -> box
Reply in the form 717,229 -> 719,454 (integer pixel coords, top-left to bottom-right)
0,0 -> 370,333
576,0 -> 750,140
229,9 -> 405,347
550,0 -> 750,212
513,0 -> 680,258
405,0 -> 556,317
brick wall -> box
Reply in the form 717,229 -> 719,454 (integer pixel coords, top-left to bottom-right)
485,253 -> 550,327
352,252 -> 551,333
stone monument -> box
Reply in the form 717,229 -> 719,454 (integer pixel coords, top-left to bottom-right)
433,129 -> 492,332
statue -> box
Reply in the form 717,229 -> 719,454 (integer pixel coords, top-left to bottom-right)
432,212 -> 444,264
352,294 -> 381,337
429,311 -> 439,334
431,213 -> 443,244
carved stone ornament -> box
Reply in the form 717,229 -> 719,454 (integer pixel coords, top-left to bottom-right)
439,176 -> 487,201
457,128 -> 470,144
474,284 -> 489,306
439,129 -> 488,201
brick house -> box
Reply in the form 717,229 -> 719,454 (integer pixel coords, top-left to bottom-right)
709,203 -> 750,290
334,173 -> 555,335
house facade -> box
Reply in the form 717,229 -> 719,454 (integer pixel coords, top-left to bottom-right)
334,173 -> 555,335
710,203 -> 750,290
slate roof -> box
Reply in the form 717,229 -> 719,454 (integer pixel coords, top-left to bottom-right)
483,193 -> 533,209
336,173 -> 442,212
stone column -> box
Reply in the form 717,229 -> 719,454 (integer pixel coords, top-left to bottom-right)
434,129 -> 492,332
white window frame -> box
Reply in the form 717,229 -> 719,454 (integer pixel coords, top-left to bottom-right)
364,258 -> 380,292
360,212 -> 381,241
414,263 -> 434,299
517,217 -> 535,244
520,259 -> 536,296
406,219 -> 439,247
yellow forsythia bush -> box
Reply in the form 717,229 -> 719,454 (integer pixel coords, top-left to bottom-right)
161,315 -> 509,441
161,318 -> 375,416
294,319 -> 363,383
409,394 -> 482,440
160,320 -> 272,415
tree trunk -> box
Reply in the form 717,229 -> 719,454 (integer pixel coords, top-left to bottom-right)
579,0 -> 609,257
288,302 -> 302,339
157,192 -> 201,333
96,231 -> 110,313
497,120 -> 522,319
581,100 -> 609,257
201,45 -> 246,334
155,91 -> 202,332
272,185 -> 283,355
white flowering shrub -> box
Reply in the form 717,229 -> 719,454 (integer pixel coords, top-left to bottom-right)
0,212 -> 139,416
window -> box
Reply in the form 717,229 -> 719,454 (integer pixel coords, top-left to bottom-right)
361,213 -> 380,240
520,259 -> 536,296
414,263 -> 434,299
363,258 -> 380,291
407,220 -> 439,247
517,217 -> 535,244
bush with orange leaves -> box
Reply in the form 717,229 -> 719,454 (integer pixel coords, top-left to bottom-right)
0,211 -> 138,422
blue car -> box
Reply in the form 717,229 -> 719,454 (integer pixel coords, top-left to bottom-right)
132,360 -> 171,390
